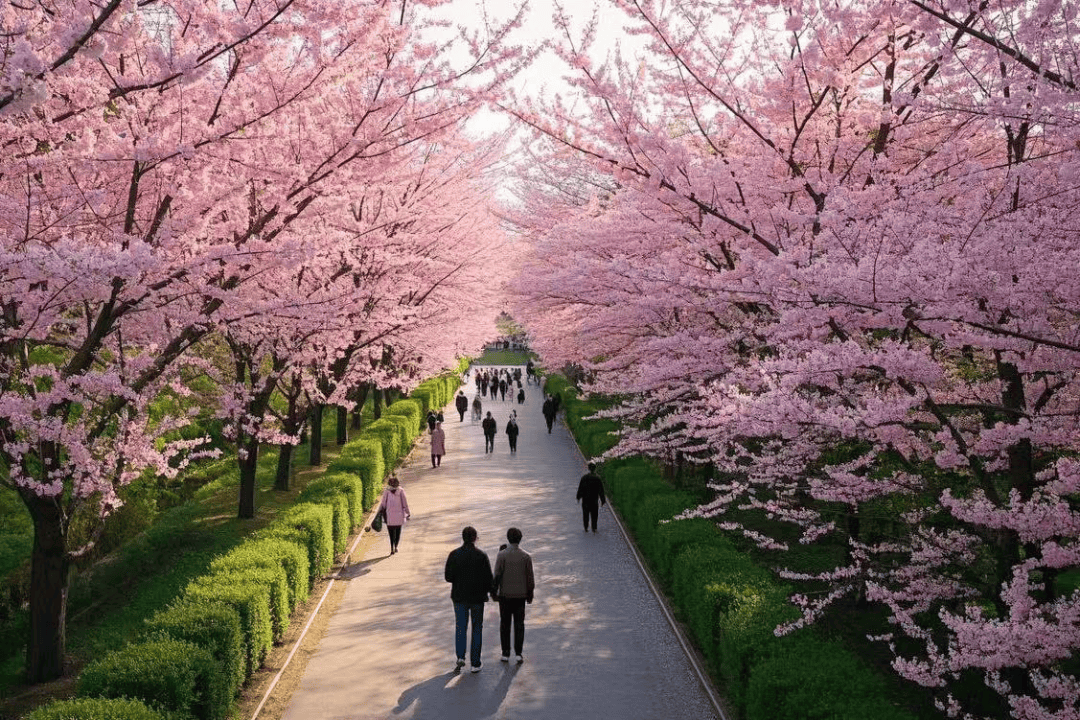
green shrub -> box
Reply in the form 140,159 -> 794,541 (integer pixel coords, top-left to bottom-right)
263,503 -> 334,578
301,474 -> 363,533
143,600 -> 245,700
672,541 -> 798,710
330,439 -> 385,510
746,634 -> 916,720
319,491 -> 351,553
181,579 -> 272,679
25,697 -> 164,720
383,400 -> 421,443
212,538 -> 309,610
608,461 -> 669,507
409,385 -> 433,417
78,638 -> 228,720
382,413 -> 414,456
652,517 -> 720,588
205,561 -> 290,642
627,491 -> 695,553
366,419 -> 404,469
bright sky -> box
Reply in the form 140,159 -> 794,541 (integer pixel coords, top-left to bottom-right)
435,0 -> 639,137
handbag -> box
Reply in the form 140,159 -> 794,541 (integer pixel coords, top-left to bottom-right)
371,507 -> 384,532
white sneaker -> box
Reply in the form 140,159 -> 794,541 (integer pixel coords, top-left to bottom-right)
455,657 -> 465,668
515,655 -> 524,664
500,656 -> 509,663
470,663 -> 482,673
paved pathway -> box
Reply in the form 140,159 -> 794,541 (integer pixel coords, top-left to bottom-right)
280,368 -> 721,720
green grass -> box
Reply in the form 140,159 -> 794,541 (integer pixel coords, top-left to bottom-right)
0,402 -> 376,698
470,349 -> 535,366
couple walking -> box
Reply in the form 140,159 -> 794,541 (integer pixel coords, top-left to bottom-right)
444,526 -> 535,672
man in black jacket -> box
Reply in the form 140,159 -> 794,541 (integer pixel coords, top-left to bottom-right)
445,526 -> 494,672
455,391 -> 468,421
482,411 -> 497,453
576,463 -> 607,532
542,396 -> 556,434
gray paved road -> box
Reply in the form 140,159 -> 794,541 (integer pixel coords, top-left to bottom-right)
280,368 -> 721,720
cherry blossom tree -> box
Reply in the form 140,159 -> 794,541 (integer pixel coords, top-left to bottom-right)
0,0 -> 523,682
508,1 -> 1080,716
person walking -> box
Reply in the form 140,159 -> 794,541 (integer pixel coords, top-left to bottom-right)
471,394 -> 482,421
516,385 -> 525,405
427,410 -> 437,433
492,527 -> 534,664
445,526 -> 494,673
377,476 -> 411,555
430,421 -> 446,467
482,411 -> 497,454
542,395 -> 556,434
455,391 -> 468,422
576,463 -> 607,532
499,377 -> 508,401
505,415 -> 519,453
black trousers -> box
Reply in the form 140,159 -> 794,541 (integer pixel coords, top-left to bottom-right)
544,414 -> 554,433
508,436 -> 517,452
499,597 -> 526,656
388,525 -> 402,548
582,503 -> 599,531
485,433 -> 495,452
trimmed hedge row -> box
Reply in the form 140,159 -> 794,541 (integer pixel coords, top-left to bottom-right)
552,376 -> 916,720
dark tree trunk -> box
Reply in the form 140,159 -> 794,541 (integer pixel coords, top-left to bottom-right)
274,443 -> 293,492
309,404 -> 324,466
351,384 -> 371,430
373,389 -> 383,420
21,490 -> 69,683
238,434 -> 260,519
336,406 -> 348,446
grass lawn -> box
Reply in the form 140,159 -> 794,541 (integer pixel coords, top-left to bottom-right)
470,348 -> 536,366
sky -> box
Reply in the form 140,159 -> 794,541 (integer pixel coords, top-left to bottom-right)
430,0 -> 640,137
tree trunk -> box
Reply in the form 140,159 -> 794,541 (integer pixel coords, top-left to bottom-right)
336,406 -> 348,446
22,491 -> 69,683
275,443 -> 294,492
309,404 -> 324,466
351,384 -> 370,430
373,389 -> 383,420
238,435 -> 260,519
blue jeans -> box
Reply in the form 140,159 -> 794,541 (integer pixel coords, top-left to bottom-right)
454,602 -> 485,667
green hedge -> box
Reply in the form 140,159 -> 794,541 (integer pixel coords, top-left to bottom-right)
210,538 -> 309,611
746,634 -> 913,720
25,698 -> 164,720
142,600 -> 245,700
302,473 -> 364,532
77,638 -> 229,720
383,400 -> 422,444
181,579 -> 272,679
200,565 -> 289,643
365,418 -> 404,470
327,439 -> 385,510
263,502 -> 335,578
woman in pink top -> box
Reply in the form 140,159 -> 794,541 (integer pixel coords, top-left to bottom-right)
378,476 -> 411,555
430,421 -> 446,468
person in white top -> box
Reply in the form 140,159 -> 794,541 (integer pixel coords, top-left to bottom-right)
378,476 -> 411,555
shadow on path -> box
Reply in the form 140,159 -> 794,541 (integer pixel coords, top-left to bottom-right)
392,666 -> 519,720
337,555 -> 389,580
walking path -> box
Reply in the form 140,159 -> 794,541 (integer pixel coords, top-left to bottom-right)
278,368 -> 722,720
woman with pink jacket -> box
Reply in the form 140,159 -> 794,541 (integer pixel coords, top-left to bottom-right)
430,421 -> 446,468
378,476 -> 411,555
